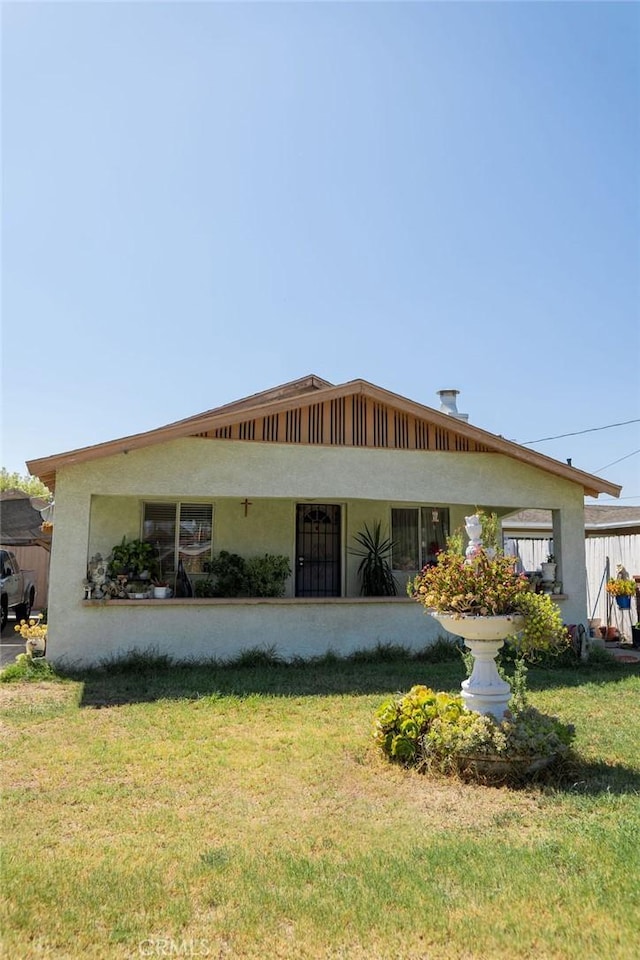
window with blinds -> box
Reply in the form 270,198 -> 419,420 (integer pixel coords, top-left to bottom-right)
142,503 -> 213,579
391,507 -> 449,571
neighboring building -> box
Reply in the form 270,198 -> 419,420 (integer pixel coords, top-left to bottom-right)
503,506 -> 640,631
27,375 -> 620,666
0,490 -> 52,614
503,506 -> 640,539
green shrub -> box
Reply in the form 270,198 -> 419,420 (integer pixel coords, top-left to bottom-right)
374,681 -> 576,784
0,653 -> 60,683
194,578 -> 216,598
203,551 -> 291,598
205,551 -> 249,597
244,554 -> 291,597
108,536 -> 157,578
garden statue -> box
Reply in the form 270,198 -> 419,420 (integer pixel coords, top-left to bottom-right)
464,514 -> 483,559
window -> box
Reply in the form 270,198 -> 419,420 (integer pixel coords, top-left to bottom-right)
391,507 -> 449,571
142,503 -> 213,579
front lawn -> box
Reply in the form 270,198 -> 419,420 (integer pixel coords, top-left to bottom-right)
2,652 -> 639,959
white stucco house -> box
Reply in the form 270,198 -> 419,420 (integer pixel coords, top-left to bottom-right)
27,375 -> 621,666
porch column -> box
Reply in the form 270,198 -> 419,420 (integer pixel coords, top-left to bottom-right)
552,506 -> 587,625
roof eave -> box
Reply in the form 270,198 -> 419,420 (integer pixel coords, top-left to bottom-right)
26,378 -> 622,499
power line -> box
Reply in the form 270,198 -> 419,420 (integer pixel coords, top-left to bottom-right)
586,495 -> 640,501
594,448 -> 640,472
521,418 -> 640,445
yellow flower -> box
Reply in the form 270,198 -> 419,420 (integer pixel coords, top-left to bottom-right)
14,619 -> 48,641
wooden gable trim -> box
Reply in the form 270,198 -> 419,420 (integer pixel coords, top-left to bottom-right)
167,373 -> 333,427
196,391 -> 493,454
27,377 -> 622,499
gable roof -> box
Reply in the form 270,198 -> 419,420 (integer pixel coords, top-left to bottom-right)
26,375 -> 622,499
504,506 -> 640,532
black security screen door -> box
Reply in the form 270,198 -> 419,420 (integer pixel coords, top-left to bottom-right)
295,504 -> 342,597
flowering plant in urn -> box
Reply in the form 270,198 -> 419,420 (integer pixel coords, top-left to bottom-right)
408,516 -> 568,659
14,618 -> 47,657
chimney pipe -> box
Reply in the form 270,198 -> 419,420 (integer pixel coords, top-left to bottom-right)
437,389 -> 469,422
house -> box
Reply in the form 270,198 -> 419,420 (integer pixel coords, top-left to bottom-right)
26,375 -> 621,666
503,506 -> 640,630
503,506 -> 640,539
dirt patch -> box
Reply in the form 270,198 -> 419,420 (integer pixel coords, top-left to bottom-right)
0,682 -> 76,711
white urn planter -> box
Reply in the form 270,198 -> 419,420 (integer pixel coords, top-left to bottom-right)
431,613 -> 524,719
540,562 -> 556,584
25,636 -> 47,658
153,586 -> 171,599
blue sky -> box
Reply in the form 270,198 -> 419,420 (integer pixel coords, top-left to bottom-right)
2,1 -> 639,503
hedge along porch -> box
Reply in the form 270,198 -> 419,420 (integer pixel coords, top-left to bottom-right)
27,376 -> 621,667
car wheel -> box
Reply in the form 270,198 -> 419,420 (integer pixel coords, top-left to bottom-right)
0,601 -> 7,634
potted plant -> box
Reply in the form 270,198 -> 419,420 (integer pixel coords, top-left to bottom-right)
108,536 -> 157,580
152,579 -> 172,599
351,522 -> 398,596
540,553 -> 557,584
605,577 -> 636,609
14,617 -> 47,657
408,516 -> 568,717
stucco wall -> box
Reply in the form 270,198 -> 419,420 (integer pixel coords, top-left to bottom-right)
52,598 -> 443,667
45,438 -> 588,664
55,437 -> 583,506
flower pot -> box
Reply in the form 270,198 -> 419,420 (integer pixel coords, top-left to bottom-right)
540,562 -> 556,584
431,613 -> 524,642
25,636 -> 46,657
455,753 -> 556,784
153,586 -> 171,599
615,596 -> 632,610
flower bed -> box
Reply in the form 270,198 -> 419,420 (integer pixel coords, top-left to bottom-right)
374,681 -> 575,786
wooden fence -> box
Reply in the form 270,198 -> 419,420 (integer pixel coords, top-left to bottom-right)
10,545 -> 50,615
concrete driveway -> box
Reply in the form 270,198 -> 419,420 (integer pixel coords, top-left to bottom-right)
0,614 -> 28,667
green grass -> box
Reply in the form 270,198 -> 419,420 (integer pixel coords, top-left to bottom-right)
1,650 -> 639,959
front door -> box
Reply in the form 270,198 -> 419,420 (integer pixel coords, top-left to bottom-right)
295,504 -> 342,597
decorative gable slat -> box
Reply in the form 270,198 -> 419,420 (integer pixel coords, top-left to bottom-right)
435,426 -> 450,451
262,414 -> 278,442
331,398 -> 345,445
286,409 -> 301,443
308,403 -> 323,445
196,397 -> 494,454
373,402 -> 388,447
415,420 -> 429,450
394,411 -> 409,449
352,395 -> 366,447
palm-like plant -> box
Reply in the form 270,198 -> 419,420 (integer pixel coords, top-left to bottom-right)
351,522 -> 398,596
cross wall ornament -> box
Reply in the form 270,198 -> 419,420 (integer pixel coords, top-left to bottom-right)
240,498 -> 253,517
